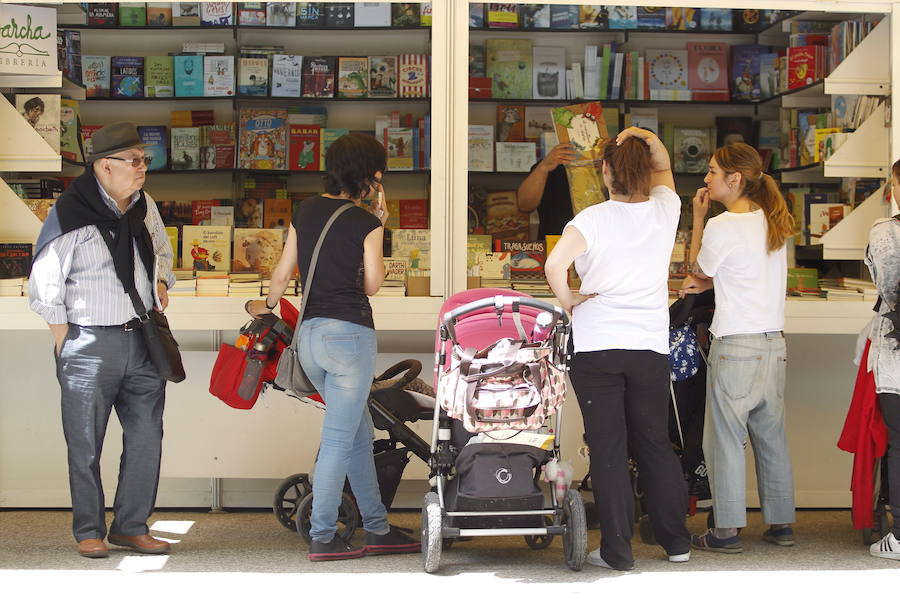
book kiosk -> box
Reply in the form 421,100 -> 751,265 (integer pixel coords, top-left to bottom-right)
0,1 -> 896,510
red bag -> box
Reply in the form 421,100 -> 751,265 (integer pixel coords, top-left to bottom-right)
209,298 -> 298,410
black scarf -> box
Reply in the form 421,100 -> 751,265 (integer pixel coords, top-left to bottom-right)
34,170 -> 155,300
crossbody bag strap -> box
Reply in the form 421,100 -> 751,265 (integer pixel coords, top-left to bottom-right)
296,202 -> 356,326
97,227 -> 150,320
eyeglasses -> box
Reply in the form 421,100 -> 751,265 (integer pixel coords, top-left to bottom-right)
107,156 -> 152,168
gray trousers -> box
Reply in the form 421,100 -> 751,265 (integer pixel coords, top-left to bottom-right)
703,332 -> 796,529
56,323 -> 166,542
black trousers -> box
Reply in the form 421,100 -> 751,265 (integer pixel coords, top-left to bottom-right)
570,349 -> 691,568
878,393 -> 900,538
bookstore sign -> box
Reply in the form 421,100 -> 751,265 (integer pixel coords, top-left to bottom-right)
0,4 -> 57,75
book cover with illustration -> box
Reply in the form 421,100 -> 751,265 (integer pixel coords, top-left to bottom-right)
263,198 -> 292,230
60,99 -> 83,163
369,56 -> 398,98
233,229 -> 284,277
496,142 -> 536,172
238,58 -> 269,96
182,225 -> 231,271
647,49 -> 690,101
551,102 -> 608,214
525,106 -> 554,142
486,39 -> 533,99
521,4 -> 550,28
82,55 -> 111,98
239,2 -> 266,25
468,125 -> 494,172
687,43 -> 729,102
383,258 -> 408,283
731,45 -> 766,101
147,3 -> 173,26
532,46 -> 566,100
271,54 -> 302,97
239,108 -> 288,170
191,199 -> 223,225
118,2 -> 147,26
549,4 -> 579,29
171,127 -> 200,170
390,229 -> 430,270
289,124 -> 321,171
500,240 -> 546,281
173,2 -> 201,26
338,57 -> 369,98
80,124 -> 103,157
666,7 -> 698,30
112,56 -> 144,98
301,56 -> 336,98
144,55 -> 174,97
174,55 -> 204,97
234,197 -> 264,228
325,3 -> 355,27
579,5 -> 608,28
201,124 -> 236,169
700,8 -> 732,31
608,5 -> 637,29
486,190 -> 529,241
203,55 -> 234,97
467,234 -> 493,269
266,2 -> 297,26
200,2 -> 233,25
398,54 -> 428,98
87,3 -> 117,26
637,6 -> 665,29
385,127 -> 414,171
16,94 -> 61,153
391,3 -> 420,27
320,128 -> 349,168
496,104 -> 525,142
138,125 -> 168,171
673,127 -> 711,173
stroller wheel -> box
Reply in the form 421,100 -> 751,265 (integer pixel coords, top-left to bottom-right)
272,473 -> 311,531
562,489 -> 587,571
525,517 -> 554,550
296,491 -> 359,544
422,492 -> 443,574
638,514 -> 656,545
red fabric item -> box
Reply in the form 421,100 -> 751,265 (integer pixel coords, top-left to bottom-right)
837,340 -> 889,529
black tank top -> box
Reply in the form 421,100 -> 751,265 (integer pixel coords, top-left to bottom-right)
293,195 -> 381,329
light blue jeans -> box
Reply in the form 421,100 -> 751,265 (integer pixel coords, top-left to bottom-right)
297,317 -> 389,543
703,332 -> 796,529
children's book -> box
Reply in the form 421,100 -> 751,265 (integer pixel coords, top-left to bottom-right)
731,45 -> 766,101
647,49 -> 690,101
320,128 -> 349,168
468,125 -> 494,172
233,229 -> 284,276
59,99 -> 83,163
182,225 -> 231,271
201,2 -> 233,25
496,105 -> 525,142
551,101 -> 608,214
174,55 -> 204,97
263,197 -> 292,230
532,46 -> 566,100
82,55 -> 111,98
501,240 -> 546,281
687,43 -> 729,102
486,39 -> 533,99
147,3 -> 173,26
391,229 -> 430,270
144,55 -> 174,97
338,57 -> 369,98
385,127 -> 414,171
271,54 -> 302,97
398,54 -> 428,98
239,108 -> 288,170
496,142 -> 536,172
486,190 -> 529,241
289,125 -> 321,171
238,57 -> 269,96
203,55 -> 234,97
301,56 -> 336,98
368,56 -> 398,98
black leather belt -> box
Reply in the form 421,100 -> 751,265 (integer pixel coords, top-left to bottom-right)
81,316 -> 146,331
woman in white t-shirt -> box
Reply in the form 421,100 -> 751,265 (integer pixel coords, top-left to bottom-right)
545,127 -> 691,571
682,142 -> 796,554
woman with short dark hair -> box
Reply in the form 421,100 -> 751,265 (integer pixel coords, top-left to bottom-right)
248,133 -> 419,561
545,127 -> 692,570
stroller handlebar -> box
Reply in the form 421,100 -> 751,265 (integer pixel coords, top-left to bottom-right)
442,295 -> 570,332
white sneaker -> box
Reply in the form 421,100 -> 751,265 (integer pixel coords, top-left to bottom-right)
668,551 -> 691,563
870,532 -> 900,560
586,547 -> 613,569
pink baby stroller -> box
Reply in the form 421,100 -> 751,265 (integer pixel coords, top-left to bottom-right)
421,289 -> 587,573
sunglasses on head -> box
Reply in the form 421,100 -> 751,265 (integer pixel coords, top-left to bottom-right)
107,156 -> 152,168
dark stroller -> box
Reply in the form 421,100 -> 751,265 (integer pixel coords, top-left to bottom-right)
578,290 -> 717,542
222,311 -> 438,542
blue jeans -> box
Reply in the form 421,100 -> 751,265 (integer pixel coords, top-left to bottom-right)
703,332 -> 795,529
297,317 -> 389,542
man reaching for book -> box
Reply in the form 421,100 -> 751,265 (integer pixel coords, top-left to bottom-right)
517,143 -> 579,237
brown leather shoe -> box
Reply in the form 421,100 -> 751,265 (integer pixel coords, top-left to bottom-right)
107,533 -> 170,555
77,538 -> 109,558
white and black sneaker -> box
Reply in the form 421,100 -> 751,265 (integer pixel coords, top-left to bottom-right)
870,532 -> 900,561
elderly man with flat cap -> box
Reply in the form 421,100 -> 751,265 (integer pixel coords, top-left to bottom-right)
29,122 -> 176,558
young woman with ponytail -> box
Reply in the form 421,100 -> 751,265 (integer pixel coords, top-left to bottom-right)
682,142 -> 796,554
546,127 -> 692,570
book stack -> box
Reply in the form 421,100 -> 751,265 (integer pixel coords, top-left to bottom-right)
196,273 -> 231,297
477,252 -> 511,289
228,273 -> 263,297
169,270 -> 198,297
262,277 -> 298,297
818,278 -> 866,301
377,258 -> 407,297
0,278 -> 24,297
